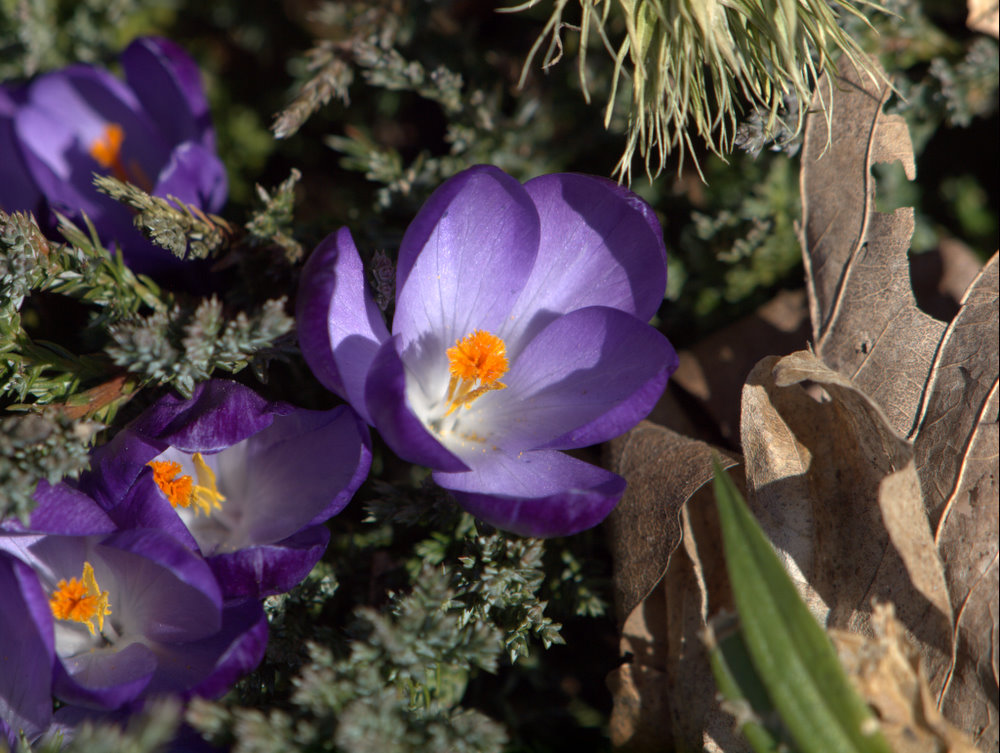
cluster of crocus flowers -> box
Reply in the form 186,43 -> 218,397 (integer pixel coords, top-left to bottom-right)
82,379 -> 372,598
0,36 -> 227,283
1,45 -> 681,737
297,165 -> 678,537
0,381 -> 371,748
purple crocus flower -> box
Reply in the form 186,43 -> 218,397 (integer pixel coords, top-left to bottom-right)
0,550 -> 55,749
297,165 -> 678,537
80,379 -> 372,598
0,85 -> 44,218
0,36 -> 226,282
0,482 -> 267,718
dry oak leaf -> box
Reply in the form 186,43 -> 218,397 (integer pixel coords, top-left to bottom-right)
831,603 -> 980,753
605,422 -> 742,752
794,54 -> 999,749
741,351 -> 952,638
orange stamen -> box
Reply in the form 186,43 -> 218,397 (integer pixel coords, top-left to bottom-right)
447,330 -> 508,385
147,453 -> 225,516
148,459 -> 195,508
89,123 -> 128,182
49,562 -> 111,636
445,330 -> 509,415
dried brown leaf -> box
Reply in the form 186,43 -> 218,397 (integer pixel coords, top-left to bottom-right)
911,255 -> 999,746
832,603 -> 980,753
791,53 -> 999,748
801,57 -> 946,438
605,422 -> 742,752
879,463 -> 953,630
739,350 -> 991,742
605,422 -> 739,626
609,53 -> 997,751
741,351 -> 949,636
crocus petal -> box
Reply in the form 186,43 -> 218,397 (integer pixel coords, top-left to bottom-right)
366,337 -> 469,472
0,532 -> 87,584
0,85 -> 16,114
473,306 -> 677,451
29,481 -> 118,535
95,474 -> 200,557
97,529 -> 222,643
155,141 -> 228,213
0,86 -> 43,215
14,100 -> 107,220
18,67 -> 168,191
433,449 -> 625,537
121,36 -> 213,149
0,120 -> 42,215
83,379 -> 279,509
229,405 -> 371,545
129,379 -> 279,452
505,173 -> 668,348
207,525 -> 330,599
0,552 -> 55,745
151,598 -> 267,700
80,428 -> 175,508
53,642 -> 156,710
296,228 -> 389,424
393,165 -> 540,354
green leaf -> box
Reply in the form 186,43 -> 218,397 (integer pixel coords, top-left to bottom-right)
706,612 -> 786,753
712,460 -> 893,753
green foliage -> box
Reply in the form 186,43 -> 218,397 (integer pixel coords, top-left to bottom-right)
323,42 -> 555,212
105,296 -> 293,397
931,37 -> 999,129
710,462 -> 893,753
176,482 -> 612,753
94,176 -> 231,261
0,411 -> 97,523
245,169 -> 305,263
1,211 -> 156,410
0,0 -> 179,79
707,613 -> 787,753
653,151 -> 803,342
187,515 -> 538,751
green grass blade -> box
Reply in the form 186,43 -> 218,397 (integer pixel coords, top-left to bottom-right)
712,461 -> 893,753
706,612 -> 788,753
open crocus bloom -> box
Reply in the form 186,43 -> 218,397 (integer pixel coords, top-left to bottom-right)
297,165 -> 678,537
0,483 -> 267,714
0,36 -> 226,283
81,379 -> 371,598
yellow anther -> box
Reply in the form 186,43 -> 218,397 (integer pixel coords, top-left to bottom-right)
190,452 -> 225,515
444,330 -> 509,415
148,452 -> 225,516
49,562 -> 111,636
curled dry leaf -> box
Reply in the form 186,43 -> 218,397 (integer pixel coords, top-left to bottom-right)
910,256 -> 999,743
801,56 -> 946,439
605,422 -> 742,752
741,351 -> 954,645
781,54 -> 1000,748
606,52 -> 996,753
831,603 -> 980,753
